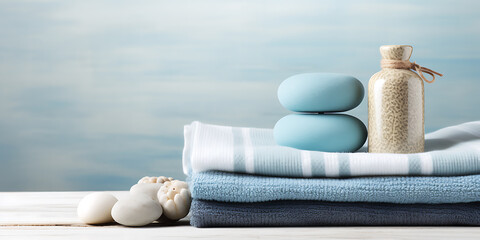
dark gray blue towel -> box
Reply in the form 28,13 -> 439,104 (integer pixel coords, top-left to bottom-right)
190,199 -> 480,227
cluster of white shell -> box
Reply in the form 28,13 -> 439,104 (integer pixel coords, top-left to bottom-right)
77,176 -> 191,227
137,176 -> 174,184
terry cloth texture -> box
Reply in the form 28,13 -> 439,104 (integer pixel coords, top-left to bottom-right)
190,199 -> 480,227
183,121 -> 480,177
189,171 -> 480,204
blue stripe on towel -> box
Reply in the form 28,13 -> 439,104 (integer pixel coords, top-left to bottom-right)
232,128 -> 245,172
311,152 -> 325,176
338,154 -> 350,177
408,154 -> 422,175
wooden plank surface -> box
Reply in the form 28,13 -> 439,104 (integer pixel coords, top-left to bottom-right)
1,192 -> 480,239
0,192 -> 128,225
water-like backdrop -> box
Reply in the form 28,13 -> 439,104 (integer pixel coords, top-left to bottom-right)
1,0 -> 479,190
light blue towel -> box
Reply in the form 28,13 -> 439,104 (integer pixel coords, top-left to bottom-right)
183,121 -> 480,177
189,171 -> 480,204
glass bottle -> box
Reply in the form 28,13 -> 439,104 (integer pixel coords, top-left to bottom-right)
368,45 -> 424,153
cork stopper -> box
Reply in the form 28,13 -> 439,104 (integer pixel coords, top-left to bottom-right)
380,45 -> 412,61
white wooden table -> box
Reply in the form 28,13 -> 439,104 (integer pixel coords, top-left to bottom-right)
1,192 -> 480,239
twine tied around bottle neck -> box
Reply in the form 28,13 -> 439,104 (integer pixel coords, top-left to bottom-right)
380,59 -> 443,83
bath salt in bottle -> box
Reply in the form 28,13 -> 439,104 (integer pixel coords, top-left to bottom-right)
368,45 -> 442,153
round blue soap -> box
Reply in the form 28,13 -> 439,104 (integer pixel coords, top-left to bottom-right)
278,73 -> 364,112
273,114 -> 367,152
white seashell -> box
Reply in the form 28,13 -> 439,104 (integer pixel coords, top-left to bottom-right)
137,176 -> 150,184
137,176 -> 156,184
77,192 -> 118,225
130,183 -> 163,201
137,176 -> 174,184
156,176 -> 174,183
111,193 -> 163,227
157,180 -> 191,221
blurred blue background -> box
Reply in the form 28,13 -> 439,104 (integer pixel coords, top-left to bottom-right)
1,0 -> 479,191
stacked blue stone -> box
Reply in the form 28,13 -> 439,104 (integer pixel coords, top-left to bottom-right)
274,73 -> 367,152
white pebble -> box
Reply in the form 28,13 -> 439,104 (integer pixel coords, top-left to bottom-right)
77,192 -> 118,224
130,183 -> 162,201
111,193 -> 163,227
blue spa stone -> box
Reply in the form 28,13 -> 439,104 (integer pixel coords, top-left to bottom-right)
278,73 -> 364,112
273,114 -> 367,152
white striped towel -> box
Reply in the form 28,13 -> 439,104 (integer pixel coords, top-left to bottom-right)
183,121 -> 480,177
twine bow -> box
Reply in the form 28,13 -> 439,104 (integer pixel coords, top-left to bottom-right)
380,59 -> 443,83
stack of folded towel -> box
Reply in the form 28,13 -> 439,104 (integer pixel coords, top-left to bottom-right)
183,121 -> 480,227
